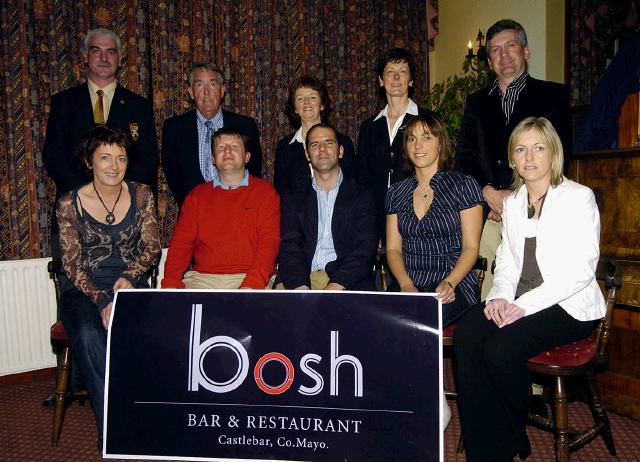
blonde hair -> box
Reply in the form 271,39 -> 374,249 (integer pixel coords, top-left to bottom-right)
508,117 -> 564,189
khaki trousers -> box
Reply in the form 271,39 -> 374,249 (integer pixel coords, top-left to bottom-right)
183,271 -> 274,289
479,219 -> 502,299
274,271 -> 330,290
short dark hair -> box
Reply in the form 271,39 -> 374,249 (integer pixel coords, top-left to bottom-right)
212,126 -> 249,150
76,126 -> 130,177
377,48 -> 416,99
402,112 -> 453,173
284,75 -> 332,128
486,19 -> 528,48
304,123 -> 341,151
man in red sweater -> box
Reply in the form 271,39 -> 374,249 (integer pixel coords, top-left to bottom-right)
161,127 -> 280,289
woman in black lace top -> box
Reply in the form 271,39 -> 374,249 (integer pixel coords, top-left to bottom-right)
56,125 -> 160,446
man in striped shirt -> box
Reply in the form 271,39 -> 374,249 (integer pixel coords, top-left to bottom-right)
455,19 -> 571,297
456,19 -> 571,221
277,124 -> 377,291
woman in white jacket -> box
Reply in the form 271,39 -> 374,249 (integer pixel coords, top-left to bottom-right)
454,117 -> 605,462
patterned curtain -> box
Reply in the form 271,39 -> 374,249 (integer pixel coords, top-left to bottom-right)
0,0 -> 437,260
568,0 -> 637,105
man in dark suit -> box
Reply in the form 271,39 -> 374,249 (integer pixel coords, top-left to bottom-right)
455,18 -> 571,306
455,19 -> 571,221
161,63 -> 263,206
43,28 -> 158,220
278,124 -> 377,291
41,27 -> 158,414
356,48 -> 433,242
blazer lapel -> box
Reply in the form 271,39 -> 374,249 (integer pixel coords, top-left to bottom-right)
300,188 -> 319,243
187,110 -> 203,181
331,179 -> 352,238
107,85 -> 125,125
76,83 -> 95,127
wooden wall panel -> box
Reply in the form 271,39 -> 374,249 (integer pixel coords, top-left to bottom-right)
571,148 -> 640,420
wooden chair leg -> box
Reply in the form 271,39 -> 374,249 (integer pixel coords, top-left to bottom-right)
585,368 -> 616,455
52,345 -> 70,446
553,376 -> 570,462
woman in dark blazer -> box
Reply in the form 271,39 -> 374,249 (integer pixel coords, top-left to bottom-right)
273,75 -> 355,197
356,48 -> 433,243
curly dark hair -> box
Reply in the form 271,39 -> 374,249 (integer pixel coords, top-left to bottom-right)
76,125 -> 130,178
284,75 -> 332,128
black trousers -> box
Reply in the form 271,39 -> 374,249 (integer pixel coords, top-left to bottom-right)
454,303 -> 595,462
60,287 -> 107,440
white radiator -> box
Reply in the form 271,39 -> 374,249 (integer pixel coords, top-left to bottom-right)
0,257 -> 58,376
0,249 -> 168,377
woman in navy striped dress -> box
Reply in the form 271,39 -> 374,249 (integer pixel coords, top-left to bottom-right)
385,113 -> 484,326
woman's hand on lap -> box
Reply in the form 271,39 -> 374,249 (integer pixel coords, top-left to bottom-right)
499,303 -> 525,328
400,281 -> 419,293
101,302 -> 113,330
435,280 -> 456,303
484,298 -> 509,325
113,277 -> 133,292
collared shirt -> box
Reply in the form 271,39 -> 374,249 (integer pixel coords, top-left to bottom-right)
87,79 -> 117,122
310,169 -> 344,271
488,72 -> 529,124
373,98 -> 419,144
289,126 -> 305,145
196,109 -> 224,182
211,168 -> 249,190
289,126 -> 314,179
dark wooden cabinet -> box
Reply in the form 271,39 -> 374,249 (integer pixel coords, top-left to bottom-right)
569,147 -> 640,420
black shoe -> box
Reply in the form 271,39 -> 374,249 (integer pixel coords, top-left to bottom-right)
42,391 -> 56,407
529,394 -> 548,419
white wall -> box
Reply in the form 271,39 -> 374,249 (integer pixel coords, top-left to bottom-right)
429,0 -> 565,88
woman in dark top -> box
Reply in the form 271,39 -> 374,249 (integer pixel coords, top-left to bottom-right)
454,117 -> 604,462
273,75 -> 355,196
385,113 -> 484,326
357,48 -> 433,242
57,126 -> 161,445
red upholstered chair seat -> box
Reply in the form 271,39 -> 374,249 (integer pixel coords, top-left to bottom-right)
443,324 -> 456,337
528,336 -> 596,367
50,320 -> 70,342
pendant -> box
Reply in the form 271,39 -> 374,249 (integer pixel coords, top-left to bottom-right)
106,212 -> 115,225
527,204 -> 535,219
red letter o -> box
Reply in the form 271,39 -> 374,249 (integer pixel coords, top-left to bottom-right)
254,352 -> 295,395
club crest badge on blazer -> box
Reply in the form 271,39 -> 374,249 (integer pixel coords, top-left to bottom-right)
129,123 -> 139,141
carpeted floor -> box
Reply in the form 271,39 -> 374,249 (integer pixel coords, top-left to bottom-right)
1,375 -> 639,461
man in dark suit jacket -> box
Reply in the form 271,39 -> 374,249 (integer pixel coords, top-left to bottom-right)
40,27 -> 158,418
162,63 -> 263,206
455,19 -> 571,220
356,48 -> 434,242
455,19 -> 572,305
278,124 -> 377,291
43,28 -> 158,244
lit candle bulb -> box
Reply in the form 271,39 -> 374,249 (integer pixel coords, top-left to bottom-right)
467,40 -> 473,57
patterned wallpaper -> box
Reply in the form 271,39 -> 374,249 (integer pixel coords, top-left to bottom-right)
0,0 -> 438,260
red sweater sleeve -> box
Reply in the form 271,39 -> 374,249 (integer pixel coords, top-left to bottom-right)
241,181 -> 281,289
161,187 -> 200,288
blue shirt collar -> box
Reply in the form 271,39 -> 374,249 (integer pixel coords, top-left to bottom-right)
196,108 -> 223,126
311,168 -> 343,194
212,168 -> 250,190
